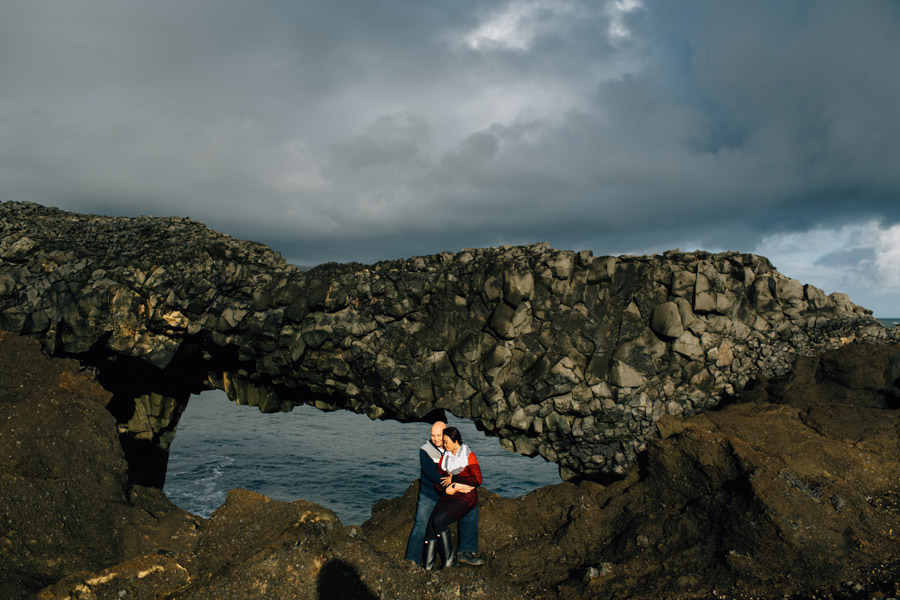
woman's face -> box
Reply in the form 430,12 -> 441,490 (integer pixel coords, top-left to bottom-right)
443,435 -> 460,453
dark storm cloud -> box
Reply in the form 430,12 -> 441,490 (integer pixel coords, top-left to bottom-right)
1,0 -> 899,313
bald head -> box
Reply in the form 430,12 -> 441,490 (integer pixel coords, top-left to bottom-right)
430,421 -> 446,448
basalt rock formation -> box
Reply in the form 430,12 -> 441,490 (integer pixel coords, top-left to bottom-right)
1,201 -> 897,488
5,332 -> 900,600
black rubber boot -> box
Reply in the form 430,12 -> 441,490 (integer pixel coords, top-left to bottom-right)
422,538 -> 438,571
436,530 -> 457,569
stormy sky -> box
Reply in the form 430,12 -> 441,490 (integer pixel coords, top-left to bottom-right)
2,1 -> 899,315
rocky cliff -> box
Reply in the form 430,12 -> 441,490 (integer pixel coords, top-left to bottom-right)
3,332 -> 900,599
1,201 -> 896,488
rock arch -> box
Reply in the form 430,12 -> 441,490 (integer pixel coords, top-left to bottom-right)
1,202 -> 894,486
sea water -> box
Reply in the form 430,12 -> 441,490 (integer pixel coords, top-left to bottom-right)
166,318 -> 900,524
164,390 -> 562,525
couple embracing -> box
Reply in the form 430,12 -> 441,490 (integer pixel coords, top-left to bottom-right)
404,421 -> 484,570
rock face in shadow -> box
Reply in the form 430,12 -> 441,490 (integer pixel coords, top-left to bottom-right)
740,342 -> 900,410
0,332 -> 200,599
2,201 -> 897,486
4,331 -> 900,599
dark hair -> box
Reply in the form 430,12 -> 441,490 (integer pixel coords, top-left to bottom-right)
442,426 -> 462,444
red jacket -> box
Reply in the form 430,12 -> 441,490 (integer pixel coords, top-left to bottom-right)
435,451 -> 482,507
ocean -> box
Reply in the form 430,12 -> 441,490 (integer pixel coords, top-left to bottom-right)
164,390 -> 562,525
164,317 -> 900,525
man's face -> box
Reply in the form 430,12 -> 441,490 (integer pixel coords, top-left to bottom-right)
430,423 -> 446,448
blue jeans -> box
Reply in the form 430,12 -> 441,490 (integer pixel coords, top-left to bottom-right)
404,490 -> 479,561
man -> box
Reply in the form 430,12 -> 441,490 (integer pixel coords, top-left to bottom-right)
404,421 -> 484,566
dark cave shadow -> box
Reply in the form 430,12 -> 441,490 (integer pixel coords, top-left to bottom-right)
317,559 -> 378,600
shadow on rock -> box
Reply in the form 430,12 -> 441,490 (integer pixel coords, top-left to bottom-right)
0,332 -> 201,600
317,559 -> 378,600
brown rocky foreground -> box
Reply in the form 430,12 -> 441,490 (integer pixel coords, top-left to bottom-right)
2,330 -> 900,600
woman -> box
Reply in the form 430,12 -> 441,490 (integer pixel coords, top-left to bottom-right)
422,426 -> 482,570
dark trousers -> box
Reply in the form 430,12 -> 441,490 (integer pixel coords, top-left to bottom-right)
404,491 -> 478,561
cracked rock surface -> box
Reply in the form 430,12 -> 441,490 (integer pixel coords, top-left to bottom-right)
2,201 -> 898,486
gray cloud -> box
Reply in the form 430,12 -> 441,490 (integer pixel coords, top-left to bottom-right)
2,0 -> 899,314
816,247 -> 877,269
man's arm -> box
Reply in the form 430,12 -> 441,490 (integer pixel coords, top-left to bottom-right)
419,448 -> 443,486
446,482 -> 474,494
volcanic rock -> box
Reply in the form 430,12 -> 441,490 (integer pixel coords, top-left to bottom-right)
364,345 -> 900,599
2,201 -> 897,488
3,332 -> 900,599
0,332 -> 200,599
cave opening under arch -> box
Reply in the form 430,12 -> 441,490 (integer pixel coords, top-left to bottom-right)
163,389 -> 562,525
